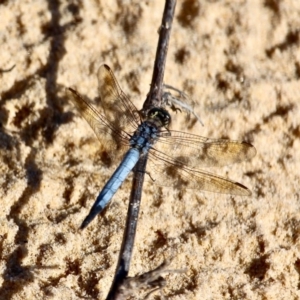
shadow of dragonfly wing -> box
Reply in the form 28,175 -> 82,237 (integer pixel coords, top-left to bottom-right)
146,131 -> 256,196
97,64 -> 140,133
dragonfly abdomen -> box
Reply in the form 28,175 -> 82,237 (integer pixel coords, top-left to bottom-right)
80,148 -> 140,228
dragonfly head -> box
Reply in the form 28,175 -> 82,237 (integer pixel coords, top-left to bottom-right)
147,107 -> 171,128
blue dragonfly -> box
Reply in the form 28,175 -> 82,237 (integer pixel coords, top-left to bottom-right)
67,64 -> 256,229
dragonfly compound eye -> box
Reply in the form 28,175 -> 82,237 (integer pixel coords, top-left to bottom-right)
147,107 -> 171,127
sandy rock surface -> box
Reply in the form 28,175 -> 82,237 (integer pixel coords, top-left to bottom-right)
1,1 -> 300,299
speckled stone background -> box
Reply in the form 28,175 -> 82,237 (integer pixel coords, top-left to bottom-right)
1,0 -> 300,299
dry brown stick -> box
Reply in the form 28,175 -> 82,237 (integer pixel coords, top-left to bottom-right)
105,1 -> 177,299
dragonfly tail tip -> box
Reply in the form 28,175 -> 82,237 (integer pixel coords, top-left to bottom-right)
80,219 -> 89,230
80,214 -> 94,229
80,206 -> 104,229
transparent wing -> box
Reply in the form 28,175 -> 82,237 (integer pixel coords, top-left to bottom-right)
66,64 -> 142,165
66,88 -> 130,164
154,130 -> 256,169
146,131 -> 256,195
147,149 -> 252,196
97,64 -> 141,133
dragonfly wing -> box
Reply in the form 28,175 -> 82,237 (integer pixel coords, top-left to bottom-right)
155,130 -> 256,169
67,88 -> 130,163
147,151 -> 251,196
97,64 -> 141,133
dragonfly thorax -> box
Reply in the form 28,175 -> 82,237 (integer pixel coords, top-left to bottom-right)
129,122 -> 160,154
129,108 -> 170,154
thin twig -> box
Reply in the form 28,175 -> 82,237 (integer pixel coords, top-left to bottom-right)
143,0 -> 177,113
105,1 -> 177,299
106,155 -> 148,300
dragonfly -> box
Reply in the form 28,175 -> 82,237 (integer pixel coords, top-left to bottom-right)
67,64 -> 256,229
